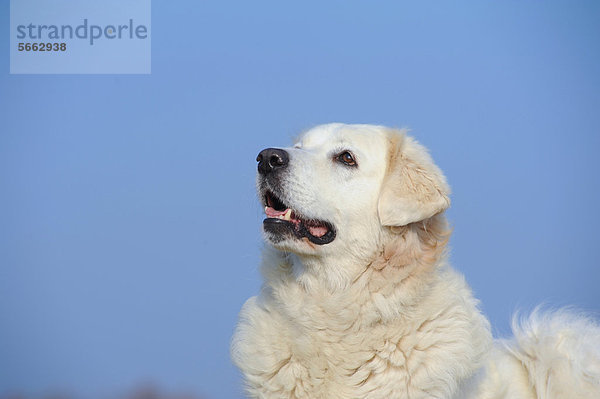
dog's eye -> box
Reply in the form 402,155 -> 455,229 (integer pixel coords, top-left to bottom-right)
337,151 -> 357,167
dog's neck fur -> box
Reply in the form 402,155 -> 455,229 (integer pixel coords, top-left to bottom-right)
261,214 -> 454,324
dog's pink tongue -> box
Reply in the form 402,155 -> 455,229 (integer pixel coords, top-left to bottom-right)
265,207 -> 288,217
308,225 -> 328,237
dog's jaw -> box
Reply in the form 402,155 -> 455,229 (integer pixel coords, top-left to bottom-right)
258,177 -> 338,249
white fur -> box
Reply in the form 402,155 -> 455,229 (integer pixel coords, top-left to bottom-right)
231,124 -> 600,398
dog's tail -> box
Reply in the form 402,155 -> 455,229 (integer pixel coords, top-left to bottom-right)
499,308 -> 600,398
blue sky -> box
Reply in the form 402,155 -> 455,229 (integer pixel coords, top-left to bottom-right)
1,1 -> 599,398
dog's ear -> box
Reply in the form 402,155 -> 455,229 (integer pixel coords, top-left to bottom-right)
378,130 -> 451,226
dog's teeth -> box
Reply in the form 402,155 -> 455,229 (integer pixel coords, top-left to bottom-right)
283,209 -> 292,221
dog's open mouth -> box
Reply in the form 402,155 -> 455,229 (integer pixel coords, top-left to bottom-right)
263,190 -> 336,245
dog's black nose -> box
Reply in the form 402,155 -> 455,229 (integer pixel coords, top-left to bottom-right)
257,148 -> 289,175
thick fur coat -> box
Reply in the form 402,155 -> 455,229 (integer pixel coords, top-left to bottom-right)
231,124 -> 600,398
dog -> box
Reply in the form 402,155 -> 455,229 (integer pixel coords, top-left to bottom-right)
231,123 -> 600,398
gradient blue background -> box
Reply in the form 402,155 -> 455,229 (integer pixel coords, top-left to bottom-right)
1,1 -> 599,398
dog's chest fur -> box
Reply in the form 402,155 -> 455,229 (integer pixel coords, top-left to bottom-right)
231,254 -> 492,399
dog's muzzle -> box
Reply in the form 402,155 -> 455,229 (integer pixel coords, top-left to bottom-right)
256,147 -> 336,246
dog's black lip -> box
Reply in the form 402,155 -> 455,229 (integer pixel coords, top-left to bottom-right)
263,218 -> 337,245
260,184 -> 337,245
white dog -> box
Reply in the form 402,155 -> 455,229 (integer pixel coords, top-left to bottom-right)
231,123 -> 600,398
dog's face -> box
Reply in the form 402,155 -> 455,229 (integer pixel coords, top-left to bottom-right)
257,123 -> 451,257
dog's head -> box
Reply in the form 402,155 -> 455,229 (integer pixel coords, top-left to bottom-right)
256,123 -> 450,256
